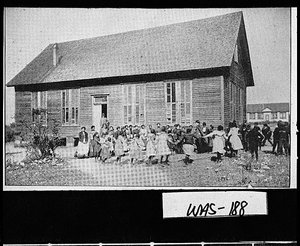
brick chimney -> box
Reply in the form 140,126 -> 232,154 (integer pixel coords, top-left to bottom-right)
53,43 -> 58,66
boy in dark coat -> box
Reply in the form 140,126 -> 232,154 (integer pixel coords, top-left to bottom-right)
262,123 -> 273,146
246,125 -> 265,169
272,121 -> 281,154
277,121 -> 290,156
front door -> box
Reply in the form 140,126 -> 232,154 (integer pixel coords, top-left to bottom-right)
265,114 -> 269,121
92,95 -> 108,132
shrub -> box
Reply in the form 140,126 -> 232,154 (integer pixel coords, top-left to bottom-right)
18,109 -> 62,160
5,124 -> 16,143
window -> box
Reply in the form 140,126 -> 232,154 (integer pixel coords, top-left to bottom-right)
229,82 -> 236,121
166,82 -> 176,123
62,89 -> 80,125
123,84 -> 146,125
280,112 -> 286,119
166,80 -> 192,125
249,113 -> 255,120
239,88 -> 244,123
257,113 -> 264,120
271,112 -> 277,120
32,91 -> 47,124
234,44 -> 239,63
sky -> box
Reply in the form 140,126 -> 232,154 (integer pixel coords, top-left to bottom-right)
4,8 -> 293,124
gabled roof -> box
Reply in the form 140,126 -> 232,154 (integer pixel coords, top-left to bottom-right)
7,11 -> 253,87
247,103 -> 290,113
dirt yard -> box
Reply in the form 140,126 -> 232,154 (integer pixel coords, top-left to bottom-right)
5,142 -> 291,187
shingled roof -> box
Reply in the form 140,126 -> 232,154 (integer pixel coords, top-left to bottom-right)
247,103 -> 290,113
7,11 -> 253,87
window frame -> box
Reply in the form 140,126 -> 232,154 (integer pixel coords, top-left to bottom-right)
165,80 -> 192,125
280,112 -> 287,119
62,88 -> 80,126
31,91 -> 47,125
249,113 -> 256,120
123,84 -> 146,125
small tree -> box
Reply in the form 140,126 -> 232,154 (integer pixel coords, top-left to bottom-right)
18,108 -> 62,160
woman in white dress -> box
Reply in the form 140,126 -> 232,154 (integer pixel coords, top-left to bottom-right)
76,127 -> 89,158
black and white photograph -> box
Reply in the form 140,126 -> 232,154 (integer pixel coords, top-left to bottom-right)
3,7 -> 297,246
4,8 -> 296,188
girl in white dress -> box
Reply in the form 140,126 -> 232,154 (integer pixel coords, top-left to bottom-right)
114,132 -> 125,164
203,125 -> 228,162
145,129 -> 157,165
227,121 -> 243,157
129,134 -> 142,164
156,126 -> 171,164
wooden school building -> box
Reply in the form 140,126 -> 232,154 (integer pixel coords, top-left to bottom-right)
7,11 -> 254,144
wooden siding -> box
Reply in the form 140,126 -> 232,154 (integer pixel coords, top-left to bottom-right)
145,82 -> 166,125
15,91 -> 32,131
80,84 -> 123,129
14,70 -> 246,137
47,90 -> 61,122
192,76 -> 222,127
224,59 -> 247,127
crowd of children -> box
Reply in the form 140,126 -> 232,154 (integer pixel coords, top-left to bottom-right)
74,119 -> 290,167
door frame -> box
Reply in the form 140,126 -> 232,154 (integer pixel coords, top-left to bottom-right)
91,93 -> 109,130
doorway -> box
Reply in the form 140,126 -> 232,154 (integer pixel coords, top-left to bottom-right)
92,95 -> 108,132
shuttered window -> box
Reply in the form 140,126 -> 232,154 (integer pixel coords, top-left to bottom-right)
31,91 -> 47,125
123,84 -> 146,125
165,80 -> 192,125
62,89 -> 80,125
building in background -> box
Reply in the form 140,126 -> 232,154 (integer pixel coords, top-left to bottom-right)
246,102 -> 290,123
7,11 -> 254,145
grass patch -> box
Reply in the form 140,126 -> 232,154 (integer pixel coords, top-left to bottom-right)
5,158 -> 99,186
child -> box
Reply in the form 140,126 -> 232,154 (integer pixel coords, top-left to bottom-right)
156,126 -> 171,164
99,134 -> 110,163
106,136 -> 115,156
181,127 -> 197,165
166,129 -> 176,155
145,129 -> 157,165
203,125 -> 227,162
93,132 -> 102,161
140,125 -> 148,147
246,124 -> 265,166
227,121 -> 243,157
129,134 -> 142,164
114,132 -> 125,164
